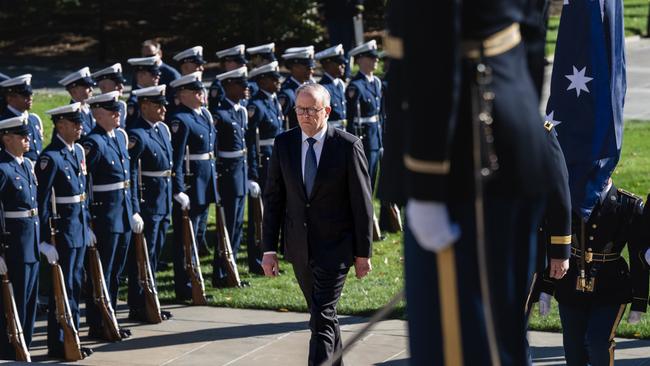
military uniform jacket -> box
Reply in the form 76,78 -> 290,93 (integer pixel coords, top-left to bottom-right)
554,185 -> 649,312
208,80 -> 225,114
126,92 -> 140,129
169,104 -> 219,205
71,100 -> 96,137
0,151 -> 39,263
278,77 -> 302,129
246,90 -> 284,181
214,100 -> 248,197
36,137 -> 91,249
127,117 -> 173,216
319,73 -> 347,124
82,126 -> 135,233
0,107 -> 43,161
345,73 -> 383,151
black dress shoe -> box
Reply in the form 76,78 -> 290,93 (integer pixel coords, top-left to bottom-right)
81,347 -> 94,358
239,280 -> 251,287
161,310 -> 173,320
119,328 -> 132,339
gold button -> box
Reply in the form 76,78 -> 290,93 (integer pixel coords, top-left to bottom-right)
589,236 -> 594,240
592,224 -> 597,229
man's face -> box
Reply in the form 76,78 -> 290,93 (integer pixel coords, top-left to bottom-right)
295,91 -> 330,137
291,63 -> 314,83
6,92 -> 33,111
2,133 -> 30,153
56,119 -> 83,142
142,44 -> 160,58
179,89 -> 204,108
141,100 -> 166,122
258,76 -> 281,94
223,60 -> 243,72
323,61 -> 345,79
92,107 -> 120,129
98,79 -> 124,95
357,55 -> 378,74
137,71 -> 160,88
180,62 -> 204,75
68,85 -> 93,102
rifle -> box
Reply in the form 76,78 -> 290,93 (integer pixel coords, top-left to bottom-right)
49,188 -> 84,360
0,203 -> 31,361
215,203 -> 242,287
182,147 -> 208,305
386,203 -> 403,232
87,178 -> 121,342
135,159 -> 163,323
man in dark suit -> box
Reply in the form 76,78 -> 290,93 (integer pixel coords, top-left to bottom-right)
261,83 -> 373,366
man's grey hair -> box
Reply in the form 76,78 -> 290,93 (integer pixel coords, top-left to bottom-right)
295,83 -> 331,108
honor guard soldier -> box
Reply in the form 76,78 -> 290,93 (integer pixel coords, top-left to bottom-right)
247,43 -> 277,98
0,116 -> 40,360
126,56 -> 162,129
0,74 -> 44,161
245,62 -> 284,274
173,46 -> 207,76
383,1 -> 551,364
140,40 -> 181,107
212,67 -> 250,286
58,67 -> 96,137
279,46 -> 316,129
92,64 -> 128,128
125,85 -> 173,322
346,40 -> 383,190
168,72 -> 219,300
82,91 -> 143,340
315,44 -> 347,130
208,44 -> 248,112
544,178 -> 649,365
38,103 -> 94,359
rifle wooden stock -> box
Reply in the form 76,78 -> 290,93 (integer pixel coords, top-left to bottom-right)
134,232 -> 163,323
181,209 -> 207,305
216,205 -> 241,287
1,274 -> 31,361
372,213 -> 381,241
251,194 -> 264,250
387,204 -> 403,232
87,246 -> 121,341
51,264 -> 83,360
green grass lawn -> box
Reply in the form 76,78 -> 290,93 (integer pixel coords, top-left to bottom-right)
546,0 -> 649,56
29,92 -> 650,338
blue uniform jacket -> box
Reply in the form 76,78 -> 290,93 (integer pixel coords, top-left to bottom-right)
82,126 -> 135,233
69,100 -> 95,137
246,90 -> 284,180
127,117 -> 173,216
169,104 -> 219,205
0,151 -> 39,263
125,93 -> 140,129
345,72 -> 383,150
36,138 -> 91,248
214,100 -> 248,197
0,108 -> 43,161
319,73 -> 347,124
208,80 -> 225,114
278,77 -> 302,129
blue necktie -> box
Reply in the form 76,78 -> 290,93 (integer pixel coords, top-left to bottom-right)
304,137 -> 317,197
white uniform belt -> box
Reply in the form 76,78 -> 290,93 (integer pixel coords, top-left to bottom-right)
328,119 -> 347,125
93,180 -> 130,192
55,193 -> 87,204
218,150 -> 246,158
259,138 -> 275,147
188,152 -> 215,160
4,208 -> 38,218
354,115 -> 379,123
141,170 -> 172,177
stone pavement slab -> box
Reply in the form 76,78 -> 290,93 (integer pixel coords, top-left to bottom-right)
5,302 -> 650,365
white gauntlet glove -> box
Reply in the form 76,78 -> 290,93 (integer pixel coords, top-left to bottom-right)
406,199 -> 460,253
0,257 -> 7,275
131,213 -> 144,234
173,192 -> 191,210
248,180 -> 261,198
39,242 -> 59,264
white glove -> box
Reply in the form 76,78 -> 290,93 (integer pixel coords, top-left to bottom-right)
39,242 -> 59,264
628,310 -> 643,325
248,180 -> 261,198
645,248 -> 650,266
538,292 -> 552,317
131,213 -> 144,234
89,229 -> 97,246
0,257 -> 6,275
406,199 -> 460,253
173,192 -> 191,210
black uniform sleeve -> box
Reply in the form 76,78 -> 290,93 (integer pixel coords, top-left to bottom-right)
348,139 -> 373,258
261,137 -> 286,253
545,131 -> 572,260
629,194 -> 650,312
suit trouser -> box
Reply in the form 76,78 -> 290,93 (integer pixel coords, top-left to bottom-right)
293,260 -> 349,366
127,213 -> 170,310
85,230 -> 131,331
558,302 -> 626,366
0,261 -> 39,360
213,194 -> 245,281
404,197 -> 543,366
47,245 -> 86,353
172,203 -> 209,298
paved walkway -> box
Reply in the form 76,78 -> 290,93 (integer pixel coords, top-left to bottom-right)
4,303 -> 648,365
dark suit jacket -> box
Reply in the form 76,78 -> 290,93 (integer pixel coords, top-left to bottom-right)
262,125 -> 373,270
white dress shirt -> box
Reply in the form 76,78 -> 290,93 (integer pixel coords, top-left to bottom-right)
301,126 -> 327,183
56,134 -> 74,151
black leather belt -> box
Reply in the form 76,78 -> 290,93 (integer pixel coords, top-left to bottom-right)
571,247 -> 620,263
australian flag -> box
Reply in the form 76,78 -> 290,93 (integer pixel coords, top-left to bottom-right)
545,0 -> 626,220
